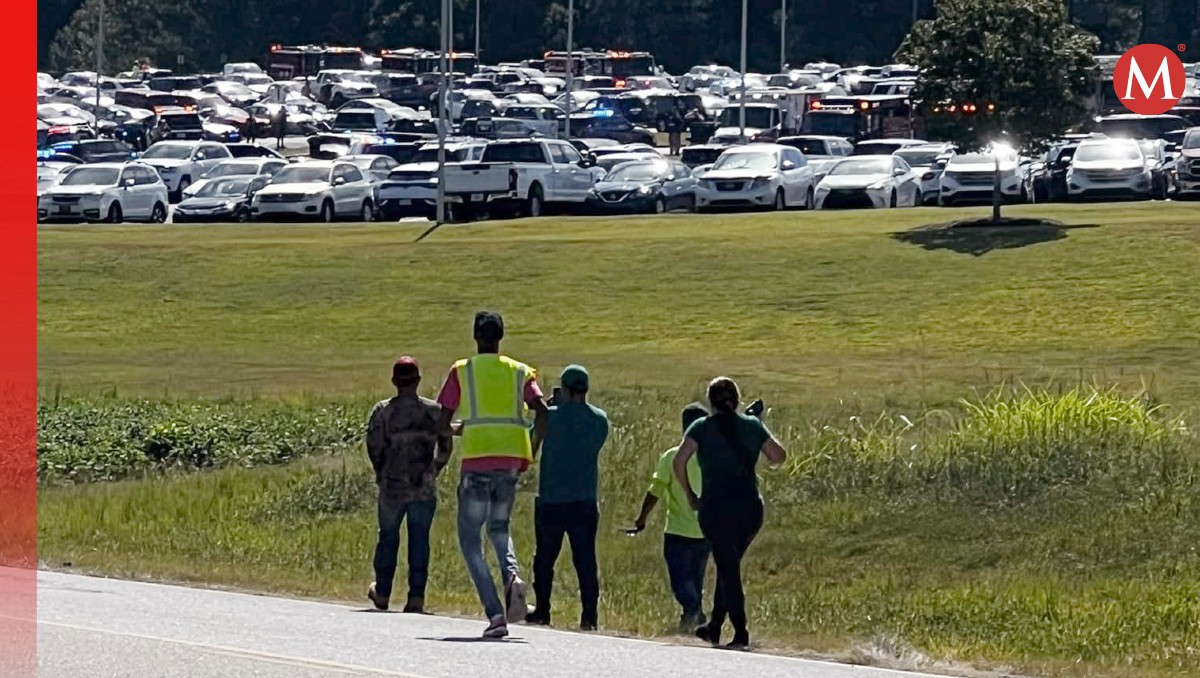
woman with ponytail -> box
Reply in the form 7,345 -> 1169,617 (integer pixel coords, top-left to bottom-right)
672,377 -> 787,650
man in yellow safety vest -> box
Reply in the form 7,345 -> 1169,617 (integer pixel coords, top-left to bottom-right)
437,310 -> 549,638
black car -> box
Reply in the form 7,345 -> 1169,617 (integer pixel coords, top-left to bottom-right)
1034,142 -> 1078,202
679,144 -> 729,169
173,175 -> 269,223
225,143 -> 285,159
362,142 -> 423,165
568,114 -> 656,146
158,111 -> 205,141
585,159 -> 698,214
46,139 -> 135,164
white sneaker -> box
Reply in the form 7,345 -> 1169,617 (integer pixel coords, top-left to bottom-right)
483,614 -> 509,639
504,575 -> 528,623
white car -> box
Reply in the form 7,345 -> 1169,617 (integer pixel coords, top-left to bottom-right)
38,162 -> 169,224
814,156 -> 921,209
37,161 -> 75,199
1066,138 -> 1154,202
314,70 -> 379,107
694,144 -> 816,211
250,160 -> 377,222
139,141 -> 233,201
893,143 -> 956,205
938,149 -> 1025,206
378,142 -> 487,219
182,158 -> 289,198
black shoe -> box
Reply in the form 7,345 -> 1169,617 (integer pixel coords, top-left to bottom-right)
679,612 -> 707,633
525,610 -> 551,625
695,622 -> 721,646
366,582 -> 388,611
580,619 -> 597,632
402,596 -> 424,614
726,633 -> 750,651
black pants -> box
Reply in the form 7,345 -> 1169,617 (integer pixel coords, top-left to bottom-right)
532,500 -> 600,624
698,495 -> 764,639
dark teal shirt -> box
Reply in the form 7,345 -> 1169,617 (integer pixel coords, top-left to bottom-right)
684,413 -> 770,501
537,401 -> 610,504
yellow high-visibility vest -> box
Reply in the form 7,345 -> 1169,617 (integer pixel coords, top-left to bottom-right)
455,354 -> 534,462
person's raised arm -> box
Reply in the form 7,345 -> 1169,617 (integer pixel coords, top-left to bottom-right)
762,435 -> 787,466
672,437 -> 700,510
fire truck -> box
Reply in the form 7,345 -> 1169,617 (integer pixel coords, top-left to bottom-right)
379,49 -> 479,75
266,45 -> 369,80
803,94 -> 925,140
542,50 -> 658,86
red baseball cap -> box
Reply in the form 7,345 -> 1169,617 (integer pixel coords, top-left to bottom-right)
393,356 -> 420,382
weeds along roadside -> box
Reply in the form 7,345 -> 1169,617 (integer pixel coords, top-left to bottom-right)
35,386 -> 1200,675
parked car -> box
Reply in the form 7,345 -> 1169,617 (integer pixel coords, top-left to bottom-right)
776,135 -> 855,158
38,162 -> 169,223
182,157 -> 288,199
814,155 -> 921,209
893,142 -> 955,205
377,141 -> 488,219
441,138 -> 604,218
1136,138 -> 1176,199
174,176 -> 270,223
1033,142 -> 1080,202
694,144 -> 815,211
251,160 -> 378,222
851,138 -> 928,155
568,114 -> 656,145
139,140 -> 233,201
225,143 -> 285,159
585,158 -> 698,214
680,144 -> 731,169
44,139 -> 135,164
1065,138 -> 1153,202
938,149 -> 1026,206
1094,113 -> 1191,140
1174,127 -> 1200,198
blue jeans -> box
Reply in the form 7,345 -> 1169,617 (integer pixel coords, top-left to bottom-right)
457,469 -> 521,619
373,492 -> 436,602
663,533 -> 711,618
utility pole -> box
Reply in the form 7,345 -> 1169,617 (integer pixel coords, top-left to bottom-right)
475,0 -> 480,60
779,0 -> 786,72
565,0 -> 574,139
912,0 -> 919,24
435,0 -> 449,226
95,0 -> 104,110
739,0 -> 747,140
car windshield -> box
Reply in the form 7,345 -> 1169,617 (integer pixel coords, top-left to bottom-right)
895,149 -> 944,166
272,166 -> 330,183
712,151 -> 778,171
61,167 -> 119,186
1074,143 -> 1142,162
782,139 -> 830,155
410,148 -> 471,163
606,163 -> 666,182
205,163 -> 260,178
142,144 -> 193,160
828,158 -> 892,175
1185,131 -> 1200,149
196,178 -> 252,197
717,107 -> 775,129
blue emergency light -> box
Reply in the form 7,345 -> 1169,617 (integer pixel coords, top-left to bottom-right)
36,150 -> 56,159
595,108 -> 614,117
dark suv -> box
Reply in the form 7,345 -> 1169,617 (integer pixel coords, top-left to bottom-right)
46,139 -> 135,164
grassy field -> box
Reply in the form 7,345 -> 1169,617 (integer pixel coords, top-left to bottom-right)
37,204 -> 1200,677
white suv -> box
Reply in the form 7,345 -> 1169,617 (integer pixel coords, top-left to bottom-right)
694,144 -> 816,211
250,160 -> 377,222
1066,138 -> 1154,201
38,162 -> 169,224
139,141 -> 233,202
938,149 -> 1024,206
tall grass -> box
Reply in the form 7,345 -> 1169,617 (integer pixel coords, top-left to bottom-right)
37,386 -> 1200,675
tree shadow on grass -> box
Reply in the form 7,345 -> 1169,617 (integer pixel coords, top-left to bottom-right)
893,217 -> 1099,257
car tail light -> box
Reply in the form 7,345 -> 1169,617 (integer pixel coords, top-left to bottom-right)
48,126 -> 70,135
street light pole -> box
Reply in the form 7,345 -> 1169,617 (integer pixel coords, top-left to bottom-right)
95,0 -> 104,110
435,0 -> 449,226
779,0 -> 786,72
739,0 -> 747,140
565,0 -> 574,139
475,0 -> 480,59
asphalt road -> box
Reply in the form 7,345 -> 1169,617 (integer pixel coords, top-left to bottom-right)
36,571 -> 956,678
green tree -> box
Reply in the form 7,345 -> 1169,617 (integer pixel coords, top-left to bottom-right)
899,0 -> 1098,220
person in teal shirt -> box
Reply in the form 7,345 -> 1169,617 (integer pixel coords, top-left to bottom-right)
527,364 -> 609,630
631,403 -> 712,631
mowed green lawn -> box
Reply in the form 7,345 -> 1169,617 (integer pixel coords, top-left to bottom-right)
37,204 -> 1200,677
37,204 -> 1200,409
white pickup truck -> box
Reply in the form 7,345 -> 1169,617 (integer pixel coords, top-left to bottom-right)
442,139 -> 605,218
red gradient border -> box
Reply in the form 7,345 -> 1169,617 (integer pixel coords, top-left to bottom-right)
1,0 -> 37,674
